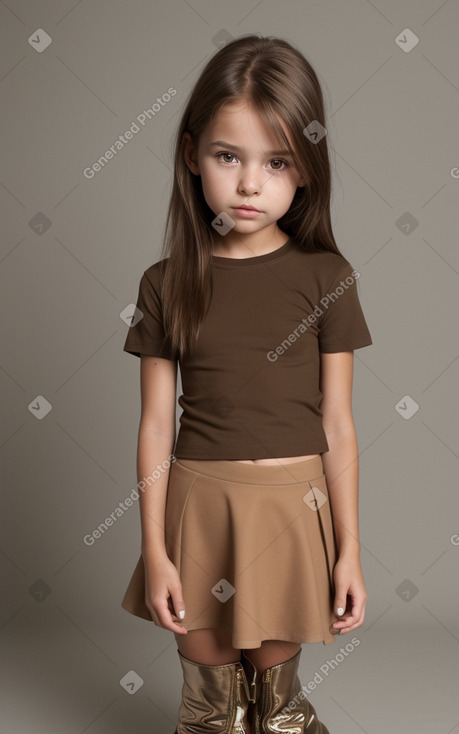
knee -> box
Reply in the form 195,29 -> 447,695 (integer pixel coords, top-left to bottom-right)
174,628 -> 241,666
243,640 -> 301,671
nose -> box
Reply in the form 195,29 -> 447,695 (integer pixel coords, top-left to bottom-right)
237,167 -> 263,197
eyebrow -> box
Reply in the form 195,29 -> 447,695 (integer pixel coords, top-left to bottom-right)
210,140 -> 293,157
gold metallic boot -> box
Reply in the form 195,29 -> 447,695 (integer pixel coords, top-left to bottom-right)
240,650 -> 259,732
175,648 -> 257,733
250,649 -> 330,733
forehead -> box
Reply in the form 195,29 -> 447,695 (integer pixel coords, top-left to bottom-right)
202,100 -> 294,152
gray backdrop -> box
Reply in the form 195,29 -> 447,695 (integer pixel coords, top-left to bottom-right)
1,1 -> 458,732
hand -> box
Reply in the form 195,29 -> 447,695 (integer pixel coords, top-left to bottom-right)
330,555 -> 367,635
143,555 -> 188,635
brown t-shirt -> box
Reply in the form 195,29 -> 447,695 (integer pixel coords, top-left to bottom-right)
123,236 -> 373,460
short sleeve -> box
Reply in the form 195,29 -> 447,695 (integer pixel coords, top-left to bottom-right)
318,260 -> 373,353
123,267 -> 178,361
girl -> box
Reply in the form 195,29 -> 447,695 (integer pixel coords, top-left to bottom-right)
121,34 -> 372,734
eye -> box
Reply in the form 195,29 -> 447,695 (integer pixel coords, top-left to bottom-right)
216,152 -> 289,170
269,159 -> 288,171
216,152 -> 237,164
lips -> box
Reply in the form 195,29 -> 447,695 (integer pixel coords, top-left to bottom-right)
234,205 -> 261,212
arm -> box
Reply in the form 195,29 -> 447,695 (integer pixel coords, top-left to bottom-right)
136,354 -> 188,633
137,354 -> 177,560
319,350 -> 367,635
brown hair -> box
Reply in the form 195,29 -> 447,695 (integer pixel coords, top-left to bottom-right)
158,33 -> 344,360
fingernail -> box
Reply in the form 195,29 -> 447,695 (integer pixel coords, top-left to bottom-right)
179,610 -> 185,619
337,607 -> 344,616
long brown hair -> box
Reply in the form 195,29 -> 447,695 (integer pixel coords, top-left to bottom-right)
159,34 -> 344,360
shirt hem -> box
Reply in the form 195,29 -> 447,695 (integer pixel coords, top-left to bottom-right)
319,337 -> 373,353
174,440 -> 329,461
123,343 -> 177,361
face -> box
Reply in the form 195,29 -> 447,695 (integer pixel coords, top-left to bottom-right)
183,100 -> 307,248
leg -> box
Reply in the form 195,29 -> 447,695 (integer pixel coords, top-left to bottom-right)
241,641 -> 330,733
242,639 -> 301,671
174,627 -> 241,665
173,628 -> 255,734
239,640 -> 301,733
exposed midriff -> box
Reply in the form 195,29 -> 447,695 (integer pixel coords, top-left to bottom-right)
233,453 -> 320,465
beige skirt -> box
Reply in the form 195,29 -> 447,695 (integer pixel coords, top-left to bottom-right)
121,455 -> 340,649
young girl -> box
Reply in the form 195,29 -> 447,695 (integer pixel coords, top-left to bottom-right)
121,34 -> 372,734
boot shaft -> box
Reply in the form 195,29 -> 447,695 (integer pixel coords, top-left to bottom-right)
245,649 -> 330,734
176,649 -> 255,734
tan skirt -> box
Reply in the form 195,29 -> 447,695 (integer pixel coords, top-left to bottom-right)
121,455 -> 340,649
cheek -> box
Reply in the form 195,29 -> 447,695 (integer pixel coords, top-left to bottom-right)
201,159 -> 219,180
201,164 -> 232,192
199,170 -> 228,209
271,175 -> 298,197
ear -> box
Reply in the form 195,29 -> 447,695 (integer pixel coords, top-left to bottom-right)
183,132 -> 200,176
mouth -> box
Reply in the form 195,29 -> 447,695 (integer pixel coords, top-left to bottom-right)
233,205 -> 262,213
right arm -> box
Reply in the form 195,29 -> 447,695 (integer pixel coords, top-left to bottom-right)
136,354 -> 188,634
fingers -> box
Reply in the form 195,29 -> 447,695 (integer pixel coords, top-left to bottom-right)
331,594 -> 366,635
146,593 -> 188,634
169,587 -> 186,622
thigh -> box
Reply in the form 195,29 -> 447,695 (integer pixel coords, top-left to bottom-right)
243,640 -> 301,671
174,628 -> 241,665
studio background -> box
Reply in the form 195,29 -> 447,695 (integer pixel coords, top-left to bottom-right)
1,1 -> 458,732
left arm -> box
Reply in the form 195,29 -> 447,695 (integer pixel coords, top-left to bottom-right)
319,350 -> 367,635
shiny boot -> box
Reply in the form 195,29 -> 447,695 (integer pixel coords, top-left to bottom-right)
246,648 -> 330,733
175,648 -> 257,733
